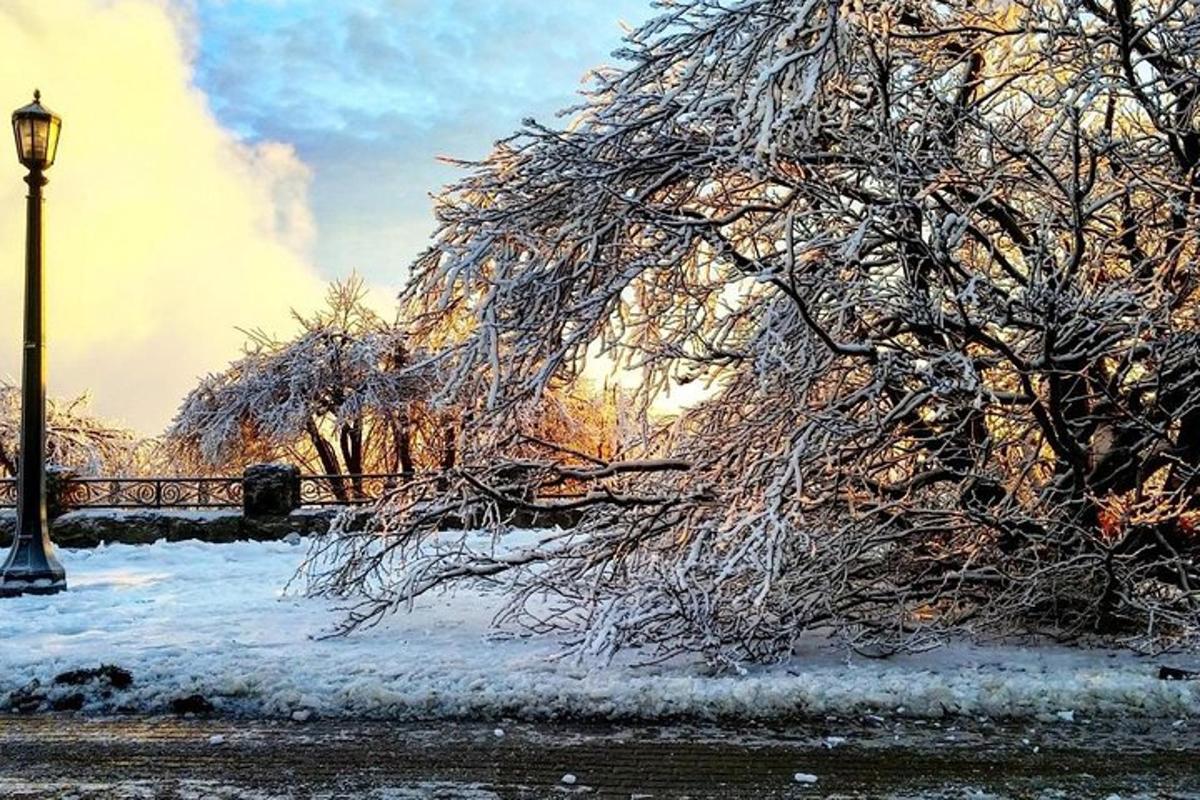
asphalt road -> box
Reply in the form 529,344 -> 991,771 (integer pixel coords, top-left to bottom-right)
1,714 -> 1199,798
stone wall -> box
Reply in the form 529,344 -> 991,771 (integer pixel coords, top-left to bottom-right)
0,462 -> 347,549
0,508 -> 339,550
0,462 -> 576,550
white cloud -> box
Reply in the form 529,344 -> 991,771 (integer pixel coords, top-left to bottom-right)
192,0 -> 655,283
0,0 -> 328,434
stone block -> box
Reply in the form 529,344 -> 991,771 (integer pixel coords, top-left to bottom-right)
45,466 -> 76,521
242,463 -> 300,518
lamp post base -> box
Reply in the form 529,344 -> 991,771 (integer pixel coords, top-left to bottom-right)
0,576 -> 68,597
0,538 -> 67,597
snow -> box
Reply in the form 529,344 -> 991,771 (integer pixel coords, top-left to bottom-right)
2,536 -> 1199,722
793,773 -> 819,784
55,508 -> 241,523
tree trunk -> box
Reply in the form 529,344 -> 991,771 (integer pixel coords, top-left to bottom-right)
306,418 -> 347,502
436,417 -> 458,493
0,443 -> 15,478
339,420 -> 365,498
397,411 -> 415,484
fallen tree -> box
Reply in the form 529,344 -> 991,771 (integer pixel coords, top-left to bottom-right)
307,0 -> 1200,664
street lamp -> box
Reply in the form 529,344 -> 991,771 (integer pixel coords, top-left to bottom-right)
1,90 -> 65,597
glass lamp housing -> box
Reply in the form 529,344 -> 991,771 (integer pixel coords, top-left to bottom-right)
12,91 -> 61,170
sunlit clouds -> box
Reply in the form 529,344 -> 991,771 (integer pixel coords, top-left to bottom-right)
0,0 -> 652,434
0,0 -> 327,434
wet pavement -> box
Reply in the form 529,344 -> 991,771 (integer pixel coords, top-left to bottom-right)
1,714 -> 1198,798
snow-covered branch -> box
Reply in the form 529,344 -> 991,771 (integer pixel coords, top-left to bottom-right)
313,0 -> 1200,663
0,381 -> 142,477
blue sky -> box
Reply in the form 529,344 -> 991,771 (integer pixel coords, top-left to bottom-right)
191,0 -> 655,287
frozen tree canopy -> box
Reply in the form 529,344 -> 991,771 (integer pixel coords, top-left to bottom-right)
310,0 -> 1200,663
166,276 -> 627,504
166,278 -> 437,496
0,381 -> 140,478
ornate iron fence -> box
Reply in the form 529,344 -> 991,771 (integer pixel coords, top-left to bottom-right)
0,473 -> 402,511
61,477 -> 244,509
298,473 -> 403,507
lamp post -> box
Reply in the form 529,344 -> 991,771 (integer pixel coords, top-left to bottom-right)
0,90 -> 65,598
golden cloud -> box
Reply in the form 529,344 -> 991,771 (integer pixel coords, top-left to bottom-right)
0,0 -> 326,434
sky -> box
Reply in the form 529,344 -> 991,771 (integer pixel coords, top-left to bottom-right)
0,0 -> 652,434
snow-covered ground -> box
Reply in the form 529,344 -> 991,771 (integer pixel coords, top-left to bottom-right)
1,536 -> 1198,722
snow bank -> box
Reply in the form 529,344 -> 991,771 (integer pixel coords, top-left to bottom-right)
1,537 -> 1197,722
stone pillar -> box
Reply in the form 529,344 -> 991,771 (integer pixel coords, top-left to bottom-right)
242,463 -> 300,518
45,465 -> 76,521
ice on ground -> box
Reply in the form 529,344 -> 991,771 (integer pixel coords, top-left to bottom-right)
1,537 -> 1198,722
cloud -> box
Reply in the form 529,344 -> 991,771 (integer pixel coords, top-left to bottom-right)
192,0 -> 655,283
196,1 -> 653,144
0,0 -> 328,434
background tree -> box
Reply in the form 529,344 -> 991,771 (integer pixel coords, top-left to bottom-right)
0,380 -> 141,477
166,277 -> 438,500
308,0 -> 1200,663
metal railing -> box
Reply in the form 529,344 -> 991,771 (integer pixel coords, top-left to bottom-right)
0,472 -> 405,511
62,477 -> 244,509
298,473 -> 405,507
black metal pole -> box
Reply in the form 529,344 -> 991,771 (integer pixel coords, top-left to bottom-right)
0,166 -> 66,597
